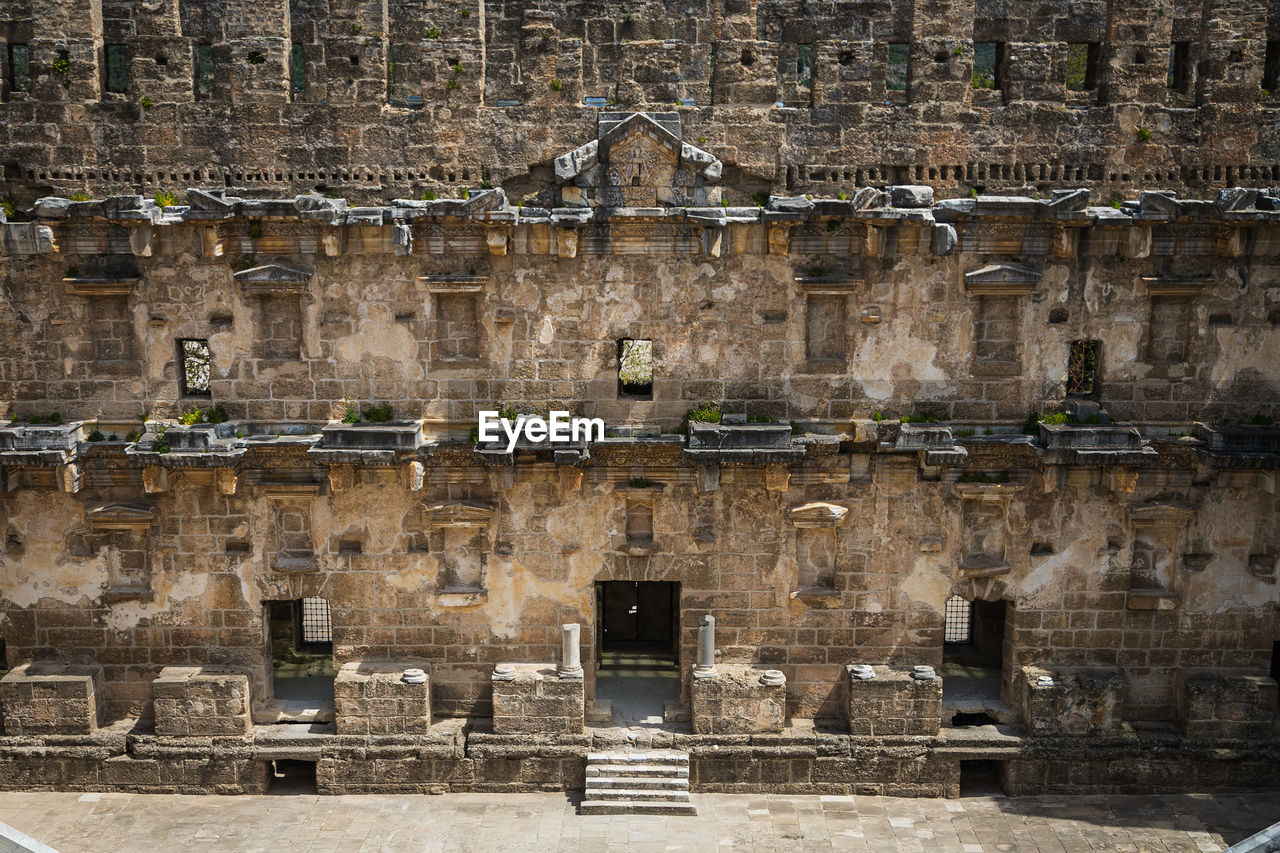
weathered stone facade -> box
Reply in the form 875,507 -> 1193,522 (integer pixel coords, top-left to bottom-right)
0,4 -> 1278,800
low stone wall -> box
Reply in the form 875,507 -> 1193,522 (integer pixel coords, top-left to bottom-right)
691,666 -> 786,734
0,664 -> 105,736
1019,666 -> 1125,736
152,666 -> 253,738
0,726 -> 1278,796
334,661 -> 433,735
847,666 -> 942,737
1174,671 -> 1279,739
491,664 -> 584,735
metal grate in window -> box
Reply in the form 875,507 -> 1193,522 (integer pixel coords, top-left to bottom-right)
299,598 -> 331,644
944,595 -> 972,644
1066,340 -> 1100,396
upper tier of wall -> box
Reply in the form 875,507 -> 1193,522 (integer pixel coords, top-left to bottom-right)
0,0 -> 1278,202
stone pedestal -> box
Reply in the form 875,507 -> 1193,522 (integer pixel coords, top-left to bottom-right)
152,665 -> 253,737
846,665 -> 941,737
690,665 -> 786,734
334,661 -> 433,735
1175,670 -> 1278,740
0,662 -> 105,735
491,664 -> 584,735
1019,666 -> 1124,736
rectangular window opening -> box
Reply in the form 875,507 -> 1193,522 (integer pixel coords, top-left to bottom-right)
298,597 -> 332,648
1066,42 -> 1099,91
1265,41 -> 1280,93
887,43 -> 909,93
1169,41 -> 1191,92
105,44 -> 128,94
973,42 -> 1003,90
618,338 -> 653,398
178,339 -> 212,395
290,43 -> 306,92
1066,340 -> 1100,396
796,44 -> 812,88
195,44 -> 214,98
8,44 -> 31,96
944,595 -> 973,645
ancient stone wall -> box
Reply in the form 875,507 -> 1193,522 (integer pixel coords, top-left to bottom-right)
0,0 -> 1279,204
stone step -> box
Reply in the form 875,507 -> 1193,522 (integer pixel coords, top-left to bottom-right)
586,750 -> 688,765
585,763 -> 690,778
585,775 -> 689,791
583,787 -> 691,803
579,800 -> 698,816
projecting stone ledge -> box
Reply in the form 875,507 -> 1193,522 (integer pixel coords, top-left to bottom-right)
683,419 -> 805,464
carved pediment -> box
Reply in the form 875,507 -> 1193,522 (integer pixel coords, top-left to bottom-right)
85,503 -> 156,530
234,263 -> 312,295
964,263 -> 1041,295
789,502 -> 848,528
424,501 -> 495,528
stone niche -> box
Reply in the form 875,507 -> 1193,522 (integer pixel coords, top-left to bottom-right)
424,501 -> 495,605
84,503 -> 156,601
1126,504 -> 1193,610
334,661 -> 433,735
491,664 -> 584,735
0,662 -> 105,735
152,665 -> 253,737
789,502 -> 848,593
690,665 -> 786,734
1174,670 -> 1279,740
1019,666 -> 1125,736
847,666 -> 942,737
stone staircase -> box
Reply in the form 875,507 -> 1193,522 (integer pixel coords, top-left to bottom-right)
579,749 -> 697,816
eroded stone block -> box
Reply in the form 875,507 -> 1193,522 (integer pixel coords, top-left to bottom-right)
690,665 -> 786,734
1020,666 -> 1124,736
0,662 -> 104,735
152,665 -> 253,737
1175,670 -> 1278,740
847,665 -> 941,737
490,664 -> 583,735
334,661 -> 433,735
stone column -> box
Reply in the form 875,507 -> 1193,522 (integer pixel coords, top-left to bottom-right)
559,623 -> 583,679
694,614 -> 717,679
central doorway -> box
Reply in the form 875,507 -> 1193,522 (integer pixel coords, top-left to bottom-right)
593,581 -> 680,727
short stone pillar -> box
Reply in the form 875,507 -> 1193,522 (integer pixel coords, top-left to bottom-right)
1175,670 -> 1279,739
1019,666 -> 1124,736
691,664 -> 786,734
693,614 -> 717,679
152,666 -> 253,737
559,623 -> 584,679
0,662 -> 105,735
491,664 -> 584,734
334,661 -> 433,735
846,665 -> 942,737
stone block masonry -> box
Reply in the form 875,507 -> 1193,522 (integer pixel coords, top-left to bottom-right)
691,665 -> 786,734
847,667 -> 942,738
1019,666 -> 1125,737
1175,670 -> 1280,740
151,666 -> 253,738
0,664 -> 104,736
491,665 -> 584,736
334,661 -> 433,735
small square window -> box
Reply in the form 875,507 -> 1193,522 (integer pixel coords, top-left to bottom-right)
973,42 -> 1003,90
105,44 -> 128,94
1066,43 -> 1099,91
887,43 -> 909,92
178,338 -> 212,396
618,339 -> 653,398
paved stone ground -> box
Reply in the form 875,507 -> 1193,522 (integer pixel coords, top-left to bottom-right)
0,790 -> 1277,853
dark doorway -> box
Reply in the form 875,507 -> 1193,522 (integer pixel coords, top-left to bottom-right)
959,760 -> 1006,796
942,597 -> 1013,726
266,599 -> 335,723
593,581 -> 680,727
598,581 -> 678,661
268,759 -> 318,795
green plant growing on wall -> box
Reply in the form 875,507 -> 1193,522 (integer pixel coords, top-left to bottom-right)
341,400 -> 360,424
247,219 -> 263,238
683,401 -> 722,425
452,62 -> 464,74
87,429 -> 105,442
426,25 -> 441,39
68,191 -> 92,201
179,407 -> 204,425
247,51 -> 265,65
1135,126 -> 1152,142
0,197 -> 14,219
362,404 -> 393,423
139,95 -> 153,108
460,8 -> 470,17
154,189 -> 181,208
207,405 -> 228,424
549,78 -> 562,91
446,78 -> 459,90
